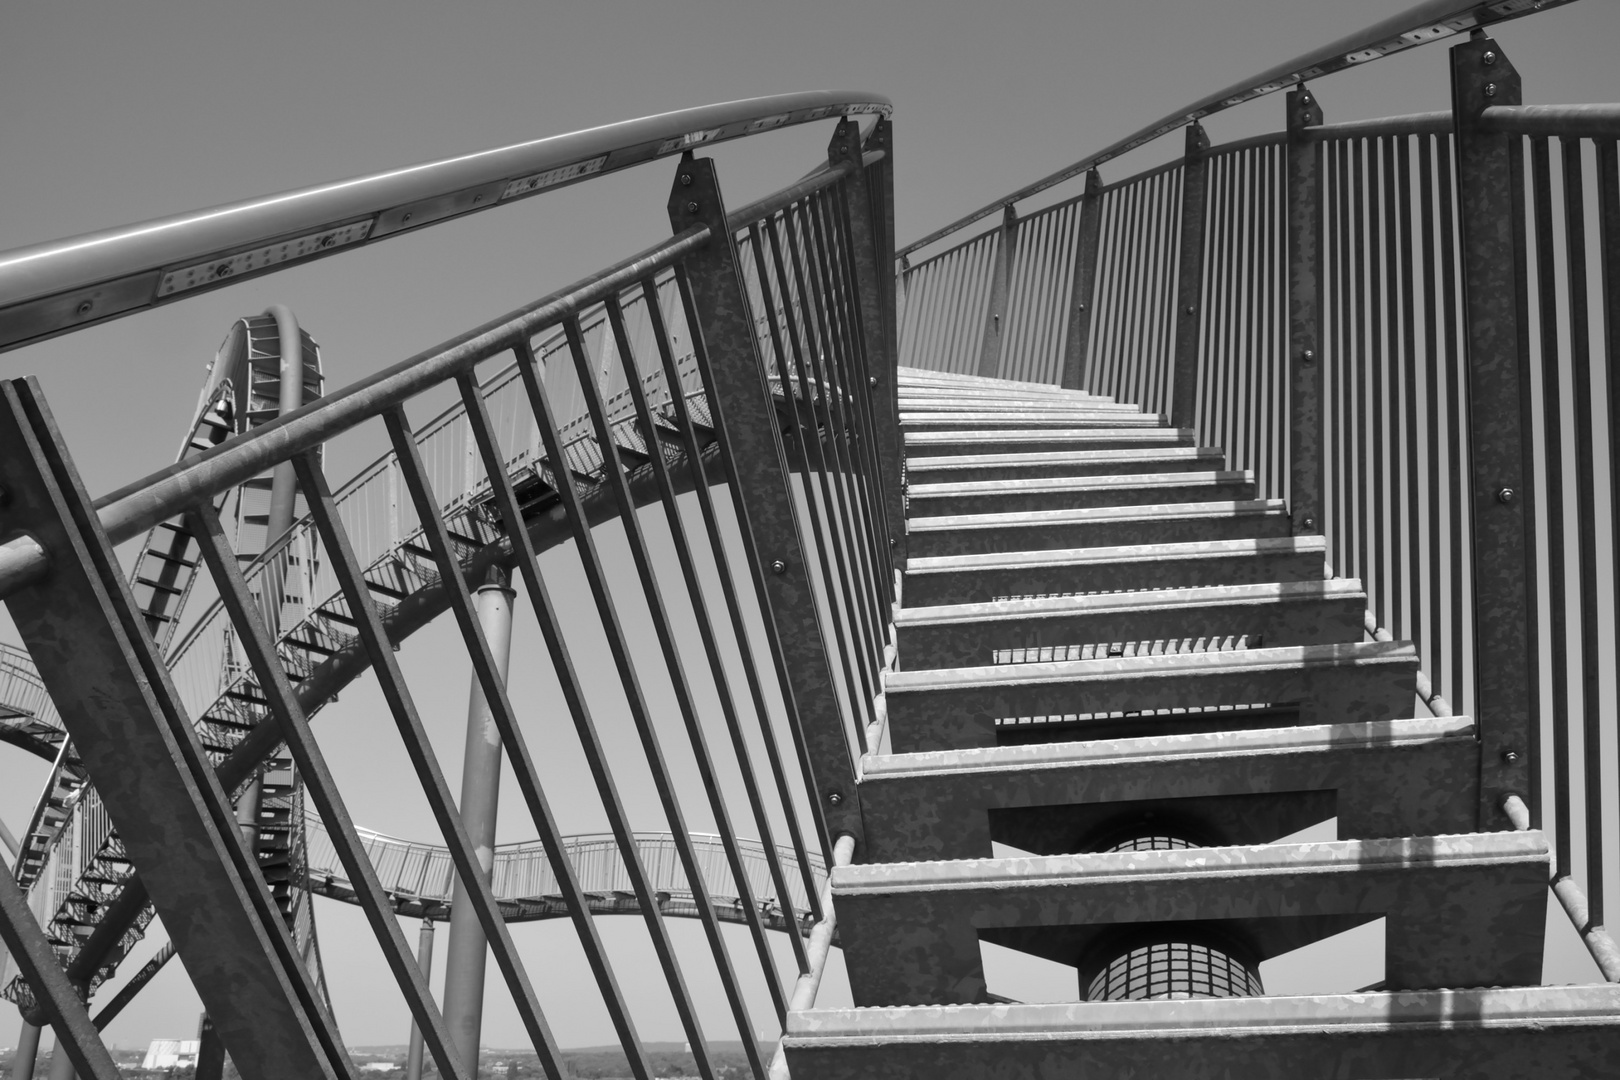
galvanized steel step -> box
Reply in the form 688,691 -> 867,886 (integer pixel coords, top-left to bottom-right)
903,536 -> 1330,607
856,715 -> 1479,862
833,829 -> 1549,1006
905,470 -> 1257,517
900,410 -> 1165,430
907,500 -> 1291,558
882,639 -> 1418,752
906,427 -> 1196,456
780,984 -> 1620,1080
893,578 -> 1368,669
905,446 -> 1228,482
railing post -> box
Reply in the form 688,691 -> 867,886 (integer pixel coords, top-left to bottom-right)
1059,169 -> 1103,391
1170,122 -> 1211,429
975,205 -> 1018,378
1450,33 -> 1535,830
668,154 -> 866,850
1287,87 -> 1325,534
836,117 -> 906,573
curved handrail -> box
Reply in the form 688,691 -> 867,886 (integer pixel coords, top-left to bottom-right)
0,90 -> 889,351
303,817 -> 825,925
896,0 -> 1575,258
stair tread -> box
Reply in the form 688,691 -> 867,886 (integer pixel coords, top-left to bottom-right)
906,447 -> 1225,471
907,470 -> 1253,496
908,499 -> 1287,532
834,829 -> 1546,892
894,578 -> 1366,628
907,535 -> 1326,574
886,639 -> 1416,692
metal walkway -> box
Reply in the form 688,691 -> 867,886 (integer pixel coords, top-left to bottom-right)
2,2 -> 1620,1078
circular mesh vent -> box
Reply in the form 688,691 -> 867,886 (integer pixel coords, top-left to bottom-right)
1085,940 -> 1264,1001
1103,834 -> 1200,852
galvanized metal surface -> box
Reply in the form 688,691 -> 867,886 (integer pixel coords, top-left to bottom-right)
783,984 -> 1620,1079
0,92 -> 891,350
1450,36 -> 1535,829
858,715 -> 1478,861
1287,87 -> 1325,536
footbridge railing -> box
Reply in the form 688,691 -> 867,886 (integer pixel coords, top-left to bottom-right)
0,92 -> 896,1080
897,0 -> 1620,988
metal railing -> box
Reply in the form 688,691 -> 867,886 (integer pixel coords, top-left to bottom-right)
0,93 -> 894,1080
894,14 -> 1620,989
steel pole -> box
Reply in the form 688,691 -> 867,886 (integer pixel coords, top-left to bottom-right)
404,919 -> 436,1080
440,567 -> 515,1074
7,1021 -> 41,1080
8,844 -> 51,1080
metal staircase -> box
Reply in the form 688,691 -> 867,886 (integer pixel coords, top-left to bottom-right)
778,368 -> 1616,1077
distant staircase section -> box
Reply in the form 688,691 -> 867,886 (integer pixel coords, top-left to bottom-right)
781,368 -> 1620,1079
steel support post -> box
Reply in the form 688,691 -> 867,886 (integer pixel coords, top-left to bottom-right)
195,1014 -> 225,1080
668,154 -> 865,849
405,919 -> 436,1080
1451,35 -> 1535,829
850,118 -> 906,573
1170,123 -> 1211,430
1287,87 -> 1325,535
43,1043 -> 74,1080
0,380 -> 343,1080
441,568 -> 515,1075
8,1021 -> 41,1080
975,205 -> 1018,378
1059,170 -> 1104,392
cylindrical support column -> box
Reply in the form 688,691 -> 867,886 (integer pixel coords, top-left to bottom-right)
44,1038 -> 75,1080
8,1020 -> 41,1080
440,567 -> 515,1074
404,919 -> 436,1080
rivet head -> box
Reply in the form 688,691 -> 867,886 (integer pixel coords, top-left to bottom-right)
1503,749 -> 1521,763
1185,304 -> 1196,315
402,212 -> 413,222
75,299 -> 94,316
215,263 -> 232,278
1497,487 -> 1516,504
1483,50 -> 1497,65
1302,516 -> 1316,529
1301,349 -> 1315,363
828,792 -> 843,806
771,559 -> 787,575
1484,83 -> 1498,98
868,375 -> 878,388
686,201 -> 700,214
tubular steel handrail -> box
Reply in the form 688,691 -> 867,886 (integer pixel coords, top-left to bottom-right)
0,101 -> 897,1080
897,0 -> 1576,259
896,20 -> 1620,995
0,90 -> 889,352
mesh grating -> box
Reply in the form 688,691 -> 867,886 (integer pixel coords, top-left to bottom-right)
992,634 -> 1260,665
1085,940 -> 1264,1001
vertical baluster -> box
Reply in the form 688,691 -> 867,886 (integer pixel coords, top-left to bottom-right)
976,205 -> 1018,377
1171,123 -> 1211,429
1289,87 -> 1325,534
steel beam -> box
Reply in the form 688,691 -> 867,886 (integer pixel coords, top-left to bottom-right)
975,206 -> 1018,378
1450,35 -> 1535,829
1169,124 -> 1210,429
1059,170 -> 1104,392
1286,87 -> 1325,536
668,155 -> 864,847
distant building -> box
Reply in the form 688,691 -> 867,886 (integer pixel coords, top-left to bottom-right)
141,1040 -> 200,1069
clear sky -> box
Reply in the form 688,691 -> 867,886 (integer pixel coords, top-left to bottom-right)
1,0 -> 1617,1059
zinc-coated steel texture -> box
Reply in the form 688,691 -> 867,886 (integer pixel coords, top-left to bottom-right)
0,91 -> 891,350
896,0 -> 1579,258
